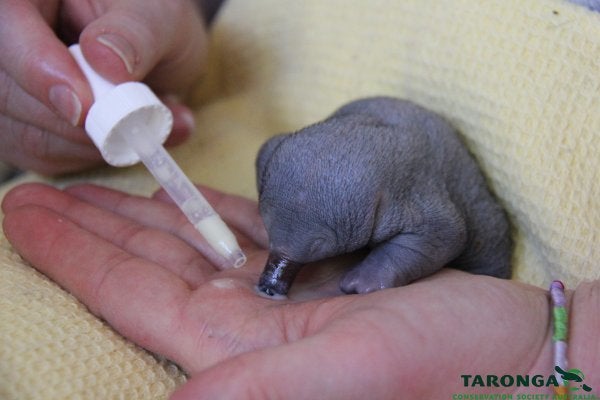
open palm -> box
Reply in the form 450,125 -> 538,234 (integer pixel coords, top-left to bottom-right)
2,183 -> 553,399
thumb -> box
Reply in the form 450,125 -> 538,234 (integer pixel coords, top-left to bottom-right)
79,0 -> 208,94
170,335 -> 400,400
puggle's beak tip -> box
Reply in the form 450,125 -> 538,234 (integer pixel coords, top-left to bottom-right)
258,253 -> 303,297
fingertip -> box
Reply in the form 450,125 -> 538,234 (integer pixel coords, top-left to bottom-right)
1,183 -> 55,213
151,188 -> 172,203
77,1 -> 208,93
2,204 -> 31,242
77,6 -> 160,83
163,97 -> 195,146
2,203 -> 57,253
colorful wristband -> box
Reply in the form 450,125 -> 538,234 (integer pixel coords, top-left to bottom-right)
550,280 -> 568,395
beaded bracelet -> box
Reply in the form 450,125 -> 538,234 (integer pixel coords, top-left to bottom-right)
550,280 -> 569,395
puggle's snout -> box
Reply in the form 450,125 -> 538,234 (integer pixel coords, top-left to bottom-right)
258,253 -> 303,297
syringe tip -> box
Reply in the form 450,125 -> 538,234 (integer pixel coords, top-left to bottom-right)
230,250 -> 247,269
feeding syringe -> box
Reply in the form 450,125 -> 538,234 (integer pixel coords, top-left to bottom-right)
69,44 -> 246,269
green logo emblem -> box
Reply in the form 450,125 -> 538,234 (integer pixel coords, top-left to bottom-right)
555,366 -> 593,392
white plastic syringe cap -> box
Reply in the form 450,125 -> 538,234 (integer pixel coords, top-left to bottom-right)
69,44 -> 172,166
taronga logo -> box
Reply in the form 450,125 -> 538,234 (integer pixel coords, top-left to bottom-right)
459,367 -> 593,392
454,367 -> 596,399
555,367 -> 593,393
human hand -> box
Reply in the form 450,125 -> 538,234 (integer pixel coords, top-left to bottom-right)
0,1 -> 208,175
3,183 -> 597,399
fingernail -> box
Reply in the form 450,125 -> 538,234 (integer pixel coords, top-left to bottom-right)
48,84 -> 82,126
96,33 -> 135,75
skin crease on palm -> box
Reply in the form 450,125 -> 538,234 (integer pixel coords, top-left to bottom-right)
5,182 -> 600,400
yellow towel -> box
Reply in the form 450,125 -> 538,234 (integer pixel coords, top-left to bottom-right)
1,0 -> 598,398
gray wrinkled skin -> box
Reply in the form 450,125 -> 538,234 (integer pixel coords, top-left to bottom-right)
256,97 -> 512,296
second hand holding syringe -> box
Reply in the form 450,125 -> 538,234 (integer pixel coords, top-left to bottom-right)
69,44 -> 246,269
